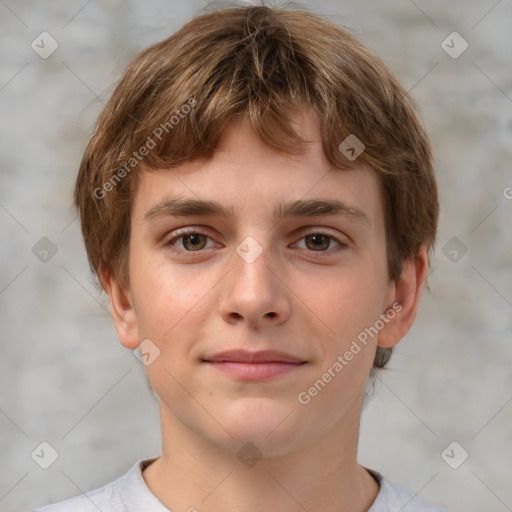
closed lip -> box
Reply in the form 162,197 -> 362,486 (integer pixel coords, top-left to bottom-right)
203,349 -> 306,364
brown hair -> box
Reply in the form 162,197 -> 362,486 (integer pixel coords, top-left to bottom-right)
74,4 -> 438,370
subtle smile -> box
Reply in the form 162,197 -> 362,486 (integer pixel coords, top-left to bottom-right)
202,349 -> 308,380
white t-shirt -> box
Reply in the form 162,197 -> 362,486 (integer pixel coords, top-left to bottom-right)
29,458 -> 449,512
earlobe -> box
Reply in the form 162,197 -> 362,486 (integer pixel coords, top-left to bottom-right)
100,268 -> 140,350
377,245 -> 429,349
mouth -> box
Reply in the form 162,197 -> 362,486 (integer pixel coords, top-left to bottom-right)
202,349 -> 307,380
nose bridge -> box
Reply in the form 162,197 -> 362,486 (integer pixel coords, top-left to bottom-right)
231,234 -> 275,297
219,233 -> 290,326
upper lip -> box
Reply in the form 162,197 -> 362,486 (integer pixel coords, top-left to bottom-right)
203,349 -> 305,364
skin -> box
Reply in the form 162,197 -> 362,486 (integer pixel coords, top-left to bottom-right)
103,109 -> 428,512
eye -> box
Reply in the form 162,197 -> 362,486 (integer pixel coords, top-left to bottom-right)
292,232 -> 347,254
166,229 -> 215,252
165,229 -> 348,256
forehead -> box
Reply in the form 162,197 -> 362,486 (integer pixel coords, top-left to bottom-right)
132,110 -> 384,228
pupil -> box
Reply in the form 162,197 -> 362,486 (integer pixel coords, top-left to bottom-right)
309,234 -> 328,250
185,234 -> 203,250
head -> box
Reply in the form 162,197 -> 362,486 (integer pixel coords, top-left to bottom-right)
75,5 -> 438,454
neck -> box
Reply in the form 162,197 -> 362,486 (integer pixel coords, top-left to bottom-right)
142,400 -> 379,512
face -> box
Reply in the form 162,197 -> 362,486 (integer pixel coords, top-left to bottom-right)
111,110 -> 411,458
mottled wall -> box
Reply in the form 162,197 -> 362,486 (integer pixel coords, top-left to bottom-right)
1,1 -> 511,511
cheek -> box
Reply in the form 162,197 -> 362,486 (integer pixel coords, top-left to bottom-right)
315,266 -> 387,341
129,253 -> 215,346
128,245 -> 180,338
306,274 -> 384,392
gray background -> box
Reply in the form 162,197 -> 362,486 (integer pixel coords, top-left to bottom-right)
1,1 -> 511,511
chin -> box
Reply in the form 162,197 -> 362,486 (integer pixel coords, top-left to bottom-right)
213,430 -> 299,461
212,397 -> 301,455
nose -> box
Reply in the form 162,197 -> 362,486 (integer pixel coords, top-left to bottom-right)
218,240 -> 291,329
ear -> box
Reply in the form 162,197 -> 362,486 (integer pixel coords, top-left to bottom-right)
377,245 -> 429,348
100,267 -> 140,350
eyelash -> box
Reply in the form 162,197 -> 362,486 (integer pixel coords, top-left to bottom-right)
164,228 -> 348,257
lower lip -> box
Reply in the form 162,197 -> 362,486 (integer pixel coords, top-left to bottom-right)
205,361 -> 305,380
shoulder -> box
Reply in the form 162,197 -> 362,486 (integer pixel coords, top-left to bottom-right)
368,470 -> 451,512
28,476 -> 123,512
28,458 -> 162,512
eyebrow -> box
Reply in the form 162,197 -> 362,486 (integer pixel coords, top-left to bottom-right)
144,197 -> 370,225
